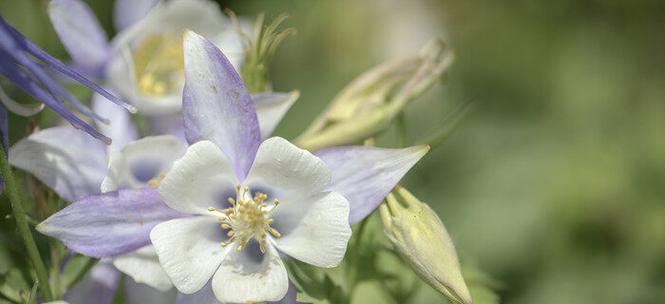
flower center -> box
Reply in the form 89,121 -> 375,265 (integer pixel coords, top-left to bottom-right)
208,185 -> 281,254
132,32 -> 184,96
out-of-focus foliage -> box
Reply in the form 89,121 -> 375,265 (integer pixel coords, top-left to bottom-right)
1,0 -> 665,303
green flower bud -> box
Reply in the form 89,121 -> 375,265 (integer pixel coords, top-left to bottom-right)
380,187 -> 472,304
295,39 -> 453,151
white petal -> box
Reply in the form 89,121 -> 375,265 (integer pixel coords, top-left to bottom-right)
124,278 -> 178,304
158,141 -> 238,215
150,217 -> 228,294
253,91 -> 299,139
113,245 -> 173,291
105,46 -> 143,107
273,192 -> 351,268
211,244 -> 288,303
101,135 -> 185,192
9,126 -> 107,202
245,137 -> 331,204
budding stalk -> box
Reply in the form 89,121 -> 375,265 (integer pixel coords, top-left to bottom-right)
295,39 -> 453,151
380,186 -> 472,304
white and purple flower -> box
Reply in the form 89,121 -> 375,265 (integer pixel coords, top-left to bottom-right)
32,31 -> 427,303
49,0 -> 251,116
10,94 -> 298,303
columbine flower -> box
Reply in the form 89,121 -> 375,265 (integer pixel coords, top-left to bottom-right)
144,31 -> 426,302
34,30 -> 427,303
13,47 -> 296,304
0,15 -> 133,143
49,0 -> 251,116
14,82 -> 298,297
144,31 -> 350,302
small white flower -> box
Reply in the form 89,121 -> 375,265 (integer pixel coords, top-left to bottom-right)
152,138 -> 352,302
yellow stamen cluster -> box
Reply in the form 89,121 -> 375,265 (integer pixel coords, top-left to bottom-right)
147,173 -> 166,187
132,32 -> 184,96
208,186 -> 280,254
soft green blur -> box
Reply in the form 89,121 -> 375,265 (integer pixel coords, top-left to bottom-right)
2,0 -> 665,303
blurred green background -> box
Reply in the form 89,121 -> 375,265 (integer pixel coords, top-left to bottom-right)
2,0 -> 665,303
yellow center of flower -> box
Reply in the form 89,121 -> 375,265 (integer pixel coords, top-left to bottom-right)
208,185 -> 281,254
132,32 -> 184,96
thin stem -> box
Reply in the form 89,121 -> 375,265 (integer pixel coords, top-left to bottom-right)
396,112 -> 408,148
49,240 -> 63,297
0,149 -> 54,301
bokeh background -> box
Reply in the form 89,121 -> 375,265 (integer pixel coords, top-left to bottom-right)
2,0 -> 665,303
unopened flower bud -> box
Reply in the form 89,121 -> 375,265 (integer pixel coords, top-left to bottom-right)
295,39 -> 453,151
380,186 -> 472,304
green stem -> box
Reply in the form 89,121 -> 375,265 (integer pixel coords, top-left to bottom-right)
0,149 -> 54,301
396,112 -> 408,148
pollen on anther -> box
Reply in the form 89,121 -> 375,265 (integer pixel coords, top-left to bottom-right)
210,185 -> 282,254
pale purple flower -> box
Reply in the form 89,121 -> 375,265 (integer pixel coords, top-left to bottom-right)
49,0 -> 252,116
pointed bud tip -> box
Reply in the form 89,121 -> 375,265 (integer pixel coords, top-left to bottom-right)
382,187 -> 472,304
